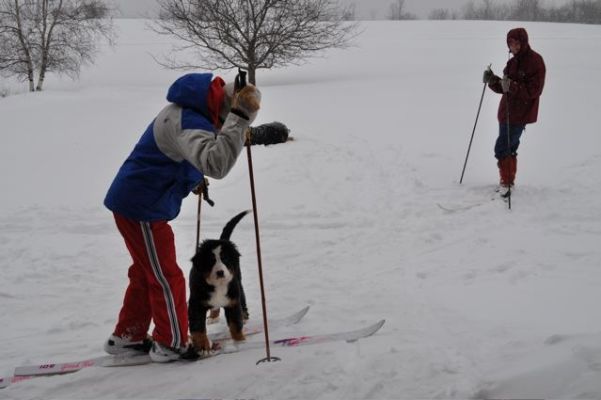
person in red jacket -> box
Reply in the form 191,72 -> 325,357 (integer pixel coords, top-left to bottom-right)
483,28 -> 546,194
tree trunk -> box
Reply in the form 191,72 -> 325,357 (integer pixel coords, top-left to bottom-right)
36,0 -> 49,91
248,66 -> 257,85
36,49 -> 49,91
28,72 -> 35,92
13,0 -> 36,91
36,68 -> 46,91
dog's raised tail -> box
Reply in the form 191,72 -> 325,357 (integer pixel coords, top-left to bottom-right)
220,210 -> 252,240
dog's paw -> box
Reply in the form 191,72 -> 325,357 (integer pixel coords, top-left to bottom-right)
229,326 -> 246,342
207,309 -> 221,325
196,341 -> 222,359
191,331 -> 212,352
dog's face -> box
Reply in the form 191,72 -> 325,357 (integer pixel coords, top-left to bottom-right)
192,240 -> 240,289
207,245 -> 233,287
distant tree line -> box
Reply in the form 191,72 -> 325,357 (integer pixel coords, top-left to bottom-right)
428,0 -> 601,24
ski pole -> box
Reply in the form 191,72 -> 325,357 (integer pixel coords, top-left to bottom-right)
460,64 -> 491,184
194,179 -> 215,249
236,68 -> 279,364
195,193 -> 202,249
504,86 -> 512,210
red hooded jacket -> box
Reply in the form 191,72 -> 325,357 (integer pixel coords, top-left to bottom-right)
489,28 -> 546,124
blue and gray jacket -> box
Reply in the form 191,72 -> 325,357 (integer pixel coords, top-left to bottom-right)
104,73 -> 250,222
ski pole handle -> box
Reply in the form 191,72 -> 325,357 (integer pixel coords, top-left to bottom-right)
235,68 -> 247,92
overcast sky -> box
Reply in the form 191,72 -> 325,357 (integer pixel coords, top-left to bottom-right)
111,0 -> 475,20
110,0 -> 571,19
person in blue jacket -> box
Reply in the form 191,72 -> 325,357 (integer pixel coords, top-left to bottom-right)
102,73 -> 261,362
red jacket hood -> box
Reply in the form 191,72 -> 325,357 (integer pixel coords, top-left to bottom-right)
507,28 -> 531,55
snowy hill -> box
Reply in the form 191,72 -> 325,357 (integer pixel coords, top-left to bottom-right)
1,19 -> 601,399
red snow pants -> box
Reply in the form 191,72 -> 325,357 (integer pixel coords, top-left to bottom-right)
112,213 -> 188,349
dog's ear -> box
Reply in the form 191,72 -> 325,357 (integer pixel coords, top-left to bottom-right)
190,249 -> 203,264
191,240 -> 214,263
219,241 -> 241,263
226,241 -> 241,258
190,241 -> 203,263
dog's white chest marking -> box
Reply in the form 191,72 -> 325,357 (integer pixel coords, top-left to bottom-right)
207,246 -> 233,308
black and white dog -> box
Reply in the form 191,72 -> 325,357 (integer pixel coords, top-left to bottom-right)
188,210 -> 250,352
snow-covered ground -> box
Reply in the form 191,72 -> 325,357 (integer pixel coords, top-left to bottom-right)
1,19 -> 601,399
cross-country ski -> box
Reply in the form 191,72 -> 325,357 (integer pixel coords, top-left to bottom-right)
2,319 -> 384,388
1,307 -> 310,387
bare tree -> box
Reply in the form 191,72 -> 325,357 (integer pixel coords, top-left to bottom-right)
341,2 -> 356,21
1,0 -> 36,91
0,0 -> 114,92
428,8 -> 452,20
151,0 -> 360,84
387,0 -> 416,20
511,0 -> 542,21
388,0 -> 404,20
462,0 -> 509,20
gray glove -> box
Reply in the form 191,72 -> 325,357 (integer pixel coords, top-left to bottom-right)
501,75 -> 511,93
482,68 -> 496,84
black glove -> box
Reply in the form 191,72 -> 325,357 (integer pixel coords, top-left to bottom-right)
482,68 -> 497,84
192,178 -> 215,206
248,122 -> 290,146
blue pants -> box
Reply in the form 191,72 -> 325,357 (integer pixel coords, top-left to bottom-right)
495,124 -> 525,160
